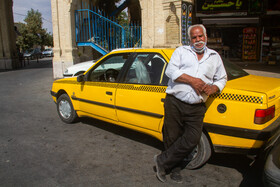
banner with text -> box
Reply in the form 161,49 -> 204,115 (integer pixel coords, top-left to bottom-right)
196,0 -> 248,13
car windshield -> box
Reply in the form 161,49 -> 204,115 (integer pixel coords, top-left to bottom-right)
222,58 -> 249,80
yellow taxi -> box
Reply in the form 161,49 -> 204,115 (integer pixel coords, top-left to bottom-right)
50,48 -> 280,169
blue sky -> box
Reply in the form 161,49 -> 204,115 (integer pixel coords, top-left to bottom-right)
12,0 -> 126,34
13,0 -> 53,33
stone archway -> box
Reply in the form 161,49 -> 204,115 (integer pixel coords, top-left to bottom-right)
0,0 -> 20,70
127,0 -> 141,24
51,0 -> 193,78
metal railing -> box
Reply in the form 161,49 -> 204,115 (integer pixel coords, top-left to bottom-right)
75,8 -> 141,55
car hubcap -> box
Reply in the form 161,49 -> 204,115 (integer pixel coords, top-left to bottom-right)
59,99 -> 71,119
185,146 -> 198,162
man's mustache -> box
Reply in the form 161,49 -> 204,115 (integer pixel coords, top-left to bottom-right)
193,41 -> 205,47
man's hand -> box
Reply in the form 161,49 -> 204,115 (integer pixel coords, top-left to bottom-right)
175,74 -> 206,95
189,77 -> 207,95
202,84 -> 219,96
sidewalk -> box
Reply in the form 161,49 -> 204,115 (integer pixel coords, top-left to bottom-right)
233,60 -> 280,78
0,57 -> 52,73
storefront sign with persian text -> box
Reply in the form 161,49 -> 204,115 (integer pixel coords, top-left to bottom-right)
196,0 -> 248,13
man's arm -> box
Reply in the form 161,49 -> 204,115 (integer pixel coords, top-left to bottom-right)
205,56 -> 227,95
175,74 -> 206,95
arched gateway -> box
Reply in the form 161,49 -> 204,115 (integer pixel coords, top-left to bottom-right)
0,0 -> 20,70
51,0 -> 193,78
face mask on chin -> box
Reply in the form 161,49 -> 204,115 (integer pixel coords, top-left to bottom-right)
191,41 -> 207,54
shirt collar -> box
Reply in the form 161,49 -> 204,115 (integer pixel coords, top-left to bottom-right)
183,45 -> 215,62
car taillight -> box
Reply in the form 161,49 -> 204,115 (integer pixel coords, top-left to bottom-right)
254,105 -> 275,124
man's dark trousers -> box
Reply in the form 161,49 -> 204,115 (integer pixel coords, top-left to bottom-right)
159,94 -> 206,171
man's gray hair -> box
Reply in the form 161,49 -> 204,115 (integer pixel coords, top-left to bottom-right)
187,24 -> 207,39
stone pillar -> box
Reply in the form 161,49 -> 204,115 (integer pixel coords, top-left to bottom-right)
140,0 -> 193,48
163,0 -> 181,45
140,0 -> 166,48
0,0 -> 19,69
51,0 -> 79,79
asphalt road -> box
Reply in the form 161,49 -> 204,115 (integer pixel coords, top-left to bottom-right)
0,58 -> 278,186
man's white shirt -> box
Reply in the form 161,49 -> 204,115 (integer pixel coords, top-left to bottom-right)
165,45 -> 227,104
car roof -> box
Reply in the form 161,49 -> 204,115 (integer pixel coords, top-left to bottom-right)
109,48 -> 176,60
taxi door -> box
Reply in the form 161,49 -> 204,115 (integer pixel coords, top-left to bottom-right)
115,53 -> 168,132
75,54 -> 130,121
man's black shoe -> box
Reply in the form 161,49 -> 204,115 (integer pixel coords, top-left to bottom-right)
170,169 -> 183,183
154,154 -> 167,182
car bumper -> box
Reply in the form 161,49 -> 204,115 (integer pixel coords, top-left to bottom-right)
50,91 -> 57,103
43,54 -> 53,57
204,116 -> 280,155
50,91 -> 57,97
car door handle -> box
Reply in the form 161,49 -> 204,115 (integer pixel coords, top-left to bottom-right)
106,91 -> 113,95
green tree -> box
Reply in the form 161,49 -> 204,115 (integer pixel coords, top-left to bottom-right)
16,22 -> 32,51
25,9 -> 44,44
16,9 -> 53,51
117,11 -> 129,26
41,32 -> 53,47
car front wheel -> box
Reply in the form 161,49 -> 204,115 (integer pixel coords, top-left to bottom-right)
57,94 -> 78,123
184,132 -> 212,169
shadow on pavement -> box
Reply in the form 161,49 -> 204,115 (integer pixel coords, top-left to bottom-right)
21,58 -> 53,69
80,116 -> 267,186
79,117 -> 164,151
208,152 -> 265,187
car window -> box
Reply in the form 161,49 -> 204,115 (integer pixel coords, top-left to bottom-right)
124,53 -> 168,85
88,54 -> 129,82
222,58 -> 249,80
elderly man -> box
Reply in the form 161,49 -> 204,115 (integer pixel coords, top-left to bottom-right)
154,24 -> 227,183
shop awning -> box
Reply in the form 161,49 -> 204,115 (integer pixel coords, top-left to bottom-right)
201,17 -> 259,25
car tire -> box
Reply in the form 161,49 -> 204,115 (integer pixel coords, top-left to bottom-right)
184,132 -> 212,170
263,137 -> 280,187
57,94 -> 78,123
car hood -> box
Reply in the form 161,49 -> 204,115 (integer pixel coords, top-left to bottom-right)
226,75 -> 280,103
66,61 -> 95,74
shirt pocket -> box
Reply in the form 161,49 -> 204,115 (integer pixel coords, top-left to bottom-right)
202,62 -> 215,80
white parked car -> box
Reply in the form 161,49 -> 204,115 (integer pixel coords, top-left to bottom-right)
42,48 -> 53,57
63,60 -> 96,77
63,49 -> 131,77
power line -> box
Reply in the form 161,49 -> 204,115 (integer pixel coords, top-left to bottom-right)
14,12 -> 26,17
42,17 -> 52,23
14,12 -> 52,23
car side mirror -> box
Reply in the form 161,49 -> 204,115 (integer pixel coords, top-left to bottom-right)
77,74 -> 85,82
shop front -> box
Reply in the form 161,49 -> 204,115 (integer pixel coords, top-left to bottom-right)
261,1 -> 280,65
195,0 -> 264,62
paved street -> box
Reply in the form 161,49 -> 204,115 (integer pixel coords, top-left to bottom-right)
0,58 -> 278,186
